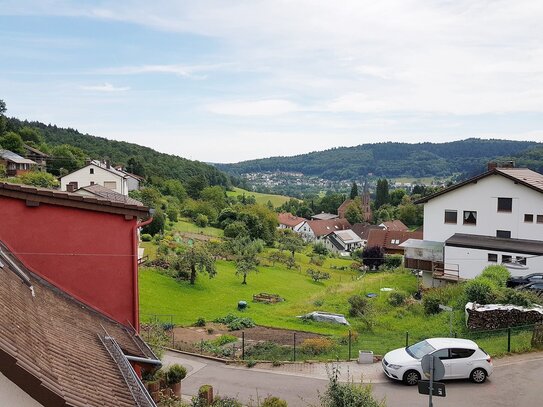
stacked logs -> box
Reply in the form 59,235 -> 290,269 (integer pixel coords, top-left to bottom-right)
466,303 -> 543,330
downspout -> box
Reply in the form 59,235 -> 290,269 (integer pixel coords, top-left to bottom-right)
133,216 -> 153,333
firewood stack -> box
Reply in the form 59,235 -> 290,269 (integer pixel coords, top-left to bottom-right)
466,303 -> 543,330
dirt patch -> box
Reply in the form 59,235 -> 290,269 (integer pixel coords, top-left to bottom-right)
172,324 -> 323,346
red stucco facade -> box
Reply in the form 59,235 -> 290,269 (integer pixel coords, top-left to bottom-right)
0,195 -> 141,328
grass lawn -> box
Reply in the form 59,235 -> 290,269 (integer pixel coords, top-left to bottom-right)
172,218 -> 224,238
226,187 -> 294,207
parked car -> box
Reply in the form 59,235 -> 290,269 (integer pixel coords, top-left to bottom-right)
382,338 -> 493,385
517,282 -> 543,296
507,273 -> 543,288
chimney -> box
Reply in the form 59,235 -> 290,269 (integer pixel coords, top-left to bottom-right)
487,162 -> 497,171
66,182 -> 77,192
507,161 -> 515,168
85,158 -> 91,166
106,160 -> 111,169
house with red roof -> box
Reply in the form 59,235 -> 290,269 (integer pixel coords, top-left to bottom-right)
296,218 -> 351,242
278,212 -> 306,230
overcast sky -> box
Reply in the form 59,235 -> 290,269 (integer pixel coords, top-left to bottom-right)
1,1 -> 542,163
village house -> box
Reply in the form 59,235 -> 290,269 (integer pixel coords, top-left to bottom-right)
311,212 -> 339,220
0,149 -> 37,176
366,228 -> 423,255
60,160 -> 131,195
277,212 -> 306,230
337,188 -> 372,222
23,144 -> 49,172
0,181 -> 158,406
323,229 -> 363,254
296,218 -> 351,242
403,164 -> 543,286
379,219 -> 409,231
351,223 -> 385,247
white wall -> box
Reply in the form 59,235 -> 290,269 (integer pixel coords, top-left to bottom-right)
445,245 -> 543,280
0,372 -> 43,407
423,175 -> 543,242
125,176 -> 140,192
60,164 -> 128,195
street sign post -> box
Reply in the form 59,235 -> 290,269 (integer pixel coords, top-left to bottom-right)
418,380 -> 446,397
420,354 -> 446,406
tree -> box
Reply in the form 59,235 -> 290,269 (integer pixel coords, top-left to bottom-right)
186,174 -> 208,199
389,189 -> 406,206
223,221 -> 249,238
200,185 -> 227,212
375,179 -> 390,209
48,144 -> 86,175
278,229 -> 305,259
18,126 -> 44,146
172,243 -> 217,285
18,171 -> 59,188
139,187 -> 163,208
360,245 -> 385,270
350,182 -> 359,199
0,131 -> 25,154
161,179 -> 187,203
126,156 -> 146,177
307,269 -> 331,282
229,236 -> 262,284
142,209 -> 165,236
344,199 -> 363,224
0,99 -> 6,135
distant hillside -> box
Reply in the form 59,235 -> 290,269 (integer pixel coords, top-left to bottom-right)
7,118 -> 231,187
216,139 -> 542,181
226,187 -> 294,207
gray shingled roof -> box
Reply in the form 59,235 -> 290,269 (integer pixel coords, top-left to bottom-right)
0,149 -> 37,165
76,184 -> 144,206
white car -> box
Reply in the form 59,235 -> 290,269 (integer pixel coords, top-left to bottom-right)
382,338 -> 493,385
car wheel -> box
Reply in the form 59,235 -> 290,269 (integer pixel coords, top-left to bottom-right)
403,370 -> 421,386
470,368 -> 487,383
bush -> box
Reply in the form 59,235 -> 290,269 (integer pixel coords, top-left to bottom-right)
167,364 -> 187,384
423,293 -> 441,315
338,331 -> 359,345
388,291 -> 407,307
246,359 -> 257,368
141,233 -> 152,242
464,277 -> 496,304
313,242 -> 329,256
195,317 -> 206,327
307,269 -> 331,282
212,396 -> 243,407
300,337 -> 335,355
212,334 -> 238,346
383,255 -> 403,269
195,213 -> 209,228
309,255 -> 325,266
480,265 -> 511,288
348,295 -> 371,317
261,396 -> 288,407
213,314 -> 255,331
223,221 -> 249,238
500,288 -> 539,307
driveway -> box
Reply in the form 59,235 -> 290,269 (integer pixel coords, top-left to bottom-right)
163,350 -> 543,406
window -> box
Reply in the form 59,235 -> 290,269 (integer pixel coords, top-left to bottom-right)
463,210 -> 477,225
496,230 -> 511,238
104,181 -> 117,190
488,253 -> 498,262
502,255 -> 512,264
90,168 -> 94,174
432,349 -> 450,360
525,214 -> 534,222
538,215 -> 543,223
516,256 -> 527,265
90,181 -> 95,185
444,210 -> 457,224
497,197 -> 512,212
450,348 -> 475,359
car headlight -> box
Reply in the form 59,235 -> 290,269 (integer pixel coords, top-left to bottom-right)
387,364 -> 402,369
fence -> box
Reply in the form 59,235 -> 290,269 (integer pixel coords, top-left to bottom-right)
140,314 -> 538,362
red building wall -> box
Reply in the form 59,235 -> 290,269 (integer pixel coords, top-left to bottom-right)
0,195 -> 139,328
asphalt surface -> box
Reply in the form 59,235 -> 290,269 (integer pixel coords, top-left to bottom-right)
163,350 -> 543,406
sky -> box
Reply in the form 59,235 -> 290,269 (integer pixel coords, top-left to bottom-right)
1,1 -> 543,163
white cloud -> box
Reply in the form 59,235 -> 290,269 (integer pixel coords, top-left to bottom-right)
206,99 -> 301,116
80,83 -> 130,92
96,63 -> 229,78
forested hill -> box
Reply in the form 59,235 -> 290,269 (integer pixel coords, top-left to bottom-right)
216,139 -> 543,180
6,117 -> 230,187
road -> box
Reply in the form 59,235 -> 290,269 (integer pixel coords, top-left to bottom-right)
164,351 -> 543,406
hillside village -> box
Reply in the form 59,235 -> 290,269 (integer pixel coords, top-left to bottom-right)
2,110 -> 543,406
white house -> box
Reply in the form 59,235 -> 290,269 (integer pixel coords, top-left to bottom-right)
405,166 -> 543,286
60,160 -> 129,195
324,229 -> 363,254
277,212 -> 305,230
295,218 -> 351,242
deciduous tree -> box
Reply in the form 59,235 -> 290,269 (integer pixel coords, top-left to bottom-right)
173,243 -> 217,285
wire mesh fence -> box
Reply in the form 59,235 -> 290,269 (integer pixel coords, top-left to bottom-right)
140,314 -> 538,362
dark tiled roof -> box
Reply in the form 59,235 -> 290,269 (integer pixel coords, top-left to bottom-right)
351,223 -> 383,240
367,229 -> 423,251
311,213 -> 339,220
445,233 -> 543,256
277,212 -> 305,227
23,144 -> 49,158
0,181 -> 149,218
381,220 -> 409,231
415,168 -> 543,204
77,184 -> 144,206
307,218 -> 351,237
0,242 -> 156,407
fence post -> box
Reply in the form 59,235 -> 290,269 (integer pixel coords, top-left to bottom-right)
242,331 -> 245,360
405,331 -> 409,347
348,330 -> 352,361
293,332 -> 297,362
507,327 -> 511,353
200,339 -> 204,354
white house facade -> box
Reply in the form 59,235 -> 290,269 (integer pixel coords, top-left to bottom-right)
407,167 -> 543,286
0,372 -> 43,407
324,229 -> 363,254
60,161 -> 128,196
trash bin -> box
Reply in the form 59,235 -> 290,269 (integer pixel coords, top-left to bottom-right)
237,301 -> 247,311
358,350 -> 373,364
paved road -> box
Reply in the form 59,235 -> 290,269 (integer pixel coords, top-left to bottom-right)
164,351 -> 543,406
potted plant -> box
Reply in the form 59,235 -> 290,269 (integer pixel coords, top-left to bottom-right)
142,369 -> 161,402
167,364 -> 187,397
198,384 -> 214,406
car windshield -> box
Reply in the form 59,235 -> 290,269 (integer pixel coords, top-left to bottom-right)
406,340 -> 436,359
